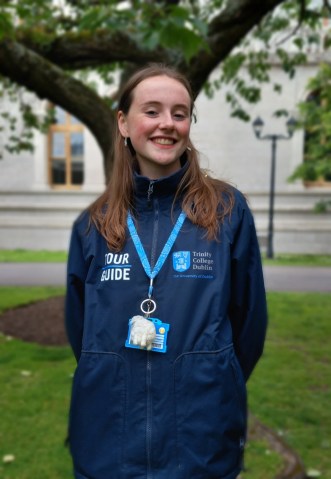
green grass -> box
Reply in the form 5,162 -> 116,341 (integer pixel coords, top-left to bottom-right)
0,250 -> 68,263
0,338 -> 74,478
0,288 -> 330,478
262,253 -> 331,267
0,286 -> 72,478
0,287 -> 65,314
245,292 -> 331,478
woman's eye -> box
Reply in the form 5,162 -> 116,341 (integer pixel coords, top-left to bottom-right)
174,113 -> 187,120
146,110 -> 158,116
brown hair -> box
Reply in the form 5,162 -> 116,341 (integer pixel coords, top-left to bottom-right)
89,63 -> 234,251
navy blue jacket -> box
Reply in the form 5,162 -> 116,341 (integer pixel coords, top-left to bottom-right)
66,165 -> 267,479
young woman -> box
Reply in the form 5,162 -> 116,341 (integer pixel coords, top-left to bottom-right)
66,64 -> 267,479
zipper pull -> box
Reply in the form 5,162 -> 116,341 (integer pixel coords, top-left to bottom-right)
147,181 -> 155,208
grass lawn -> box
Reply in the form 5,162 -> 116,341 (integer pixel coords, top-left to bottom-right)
246,292 -> 331,479
0,250 -> 68,263
262,253 -> 331,267
0,338 -> 74,478
0,288 -> 330,478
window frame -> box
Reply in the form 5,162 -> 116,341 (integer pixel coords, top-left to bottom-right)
48,106 -> 84,190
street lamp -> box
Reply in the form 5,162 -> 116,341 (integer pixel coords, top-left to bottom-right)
252,116 -> 296,259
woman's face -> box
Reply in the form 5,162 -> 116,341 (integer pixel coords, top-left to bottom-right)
118,75 -> 192,179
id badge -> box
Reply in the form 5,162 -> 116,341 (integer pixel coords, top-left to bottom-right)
125,317 -> 170,353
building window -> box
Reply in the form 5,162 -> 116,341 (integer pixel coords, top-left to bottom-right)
48,106 -> 84,188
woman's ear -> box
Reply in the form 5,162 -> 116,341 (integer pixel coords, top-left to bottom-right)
118,111 -> 129,137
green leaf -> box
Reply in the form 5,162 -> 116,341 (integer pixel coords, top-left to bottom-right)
141,30 -> 160,51
191,16 -> 208,37
273,83 -> 282,94
273,109 -> 289,118
221,53 -> 247,83
293,37 -> 304,50
159,25 -> 206,62
0,11 -> 14,39
231,108 -> 250,122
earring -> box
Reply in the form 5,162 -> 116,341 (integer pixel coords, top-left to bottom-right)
186,145 -> 192,152
124,137 -> 128,147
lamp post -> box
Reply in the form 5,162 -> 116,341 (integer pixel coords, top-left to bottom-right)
252,116 -> 296,259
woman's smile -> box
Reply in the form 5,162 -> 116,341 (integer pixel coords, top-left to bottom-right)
151,136 -> 177,146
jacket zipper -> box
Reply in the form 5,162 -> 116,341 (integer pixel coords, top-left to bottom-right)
146,352 -> 153,479
147,181 -> 155,209
146,197 -> 159,479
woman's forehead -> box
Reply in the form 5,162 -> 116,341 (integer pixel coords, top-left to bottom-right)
132,75 -> 191,107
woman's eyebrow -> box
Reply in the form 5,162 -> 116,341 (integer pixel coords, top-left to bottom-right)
140,101 -> 160,107
140,101 -> 190,110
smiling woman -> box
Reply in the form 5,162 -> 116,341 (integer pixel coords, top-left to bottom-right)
117,75 -> 191,179
65,63 -> 267,479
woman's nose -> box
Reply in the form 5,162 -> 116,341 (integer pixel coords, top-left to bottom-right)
159,112 -> 174,129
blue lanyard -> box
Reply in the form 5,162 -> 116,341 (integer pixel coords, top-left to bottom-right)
127,210 -> 187,298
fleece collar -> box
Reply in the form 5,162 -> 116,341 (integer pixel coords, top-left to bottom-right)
133,159 -> 189,208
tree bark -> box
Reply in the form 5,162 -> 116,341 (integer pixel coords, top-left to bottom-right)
16,29 -> 172,70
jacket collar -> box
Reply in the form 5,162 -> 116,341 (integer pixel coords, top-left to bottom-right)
133,159 -> 189,203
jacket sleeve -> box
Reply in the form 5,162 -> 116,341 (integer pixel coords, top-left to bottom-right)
65,219 -> 89,362
228,197 -> 267,382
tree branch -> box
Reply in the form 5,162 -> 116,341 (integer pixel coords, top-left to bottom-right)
276,0 -> 309,46
16,29 -> 171,70
0,38 -> 114,168
180,0 -> 288,94
14,0 -> 287,97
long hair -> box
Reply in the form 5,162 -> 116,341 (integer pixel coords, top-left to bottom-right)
89,64 -> 234,251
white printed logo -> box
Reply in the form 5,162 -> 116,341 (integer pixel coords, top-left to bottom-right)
101,253 -> 131,282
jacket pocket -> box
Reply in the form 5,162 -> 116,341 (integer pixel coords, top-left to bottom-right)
69,351 -> 126,479
174,346 -> 247,479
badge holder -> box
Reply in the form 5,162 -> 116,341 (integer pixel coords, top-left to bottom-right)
125,294 -> 170,353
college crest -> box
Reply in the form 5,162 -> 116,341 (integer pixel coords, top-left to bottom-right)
173,251 -> 190,272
